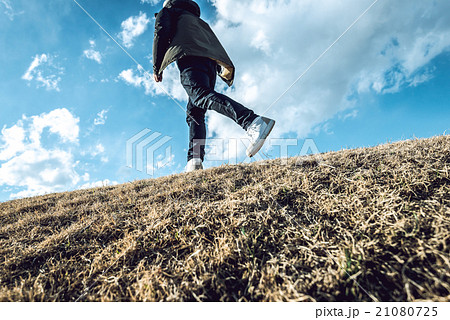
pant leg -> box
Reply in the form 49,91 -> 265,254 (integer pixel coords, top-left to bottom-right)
177,56 -> 258,130
186,99 -> 206,162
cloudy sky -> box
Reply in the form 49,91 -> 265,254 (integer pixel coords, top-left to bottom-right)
1,0 -> 449,201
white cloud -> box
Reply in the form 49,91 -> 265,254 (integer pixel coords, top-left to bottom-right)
250,30 -> 272,56
118,12 -> 150,48
0,108 -> 81,199
340,109 -> 359,121
118,64 -> 187,101
22,54 -> 64,91
0,149 -> 80,199
90,143 -> 105,157
140,0 -> 161,5
119,69 -> 143,87
78,179 -> 118,190
200,0 -> 450,157
83,40 -> 102,64
96,144 -> 105,154
79,143 -> 108,163
0,123 -> 26,161
29,108 -> 80,146
82,172 -> 90,182
22,54 -> 47,81
101,156 -> 109,163
94,109 -> 108,126
0,0 -> 11,11
84,49 -> 102,64
1,0 -> 23,20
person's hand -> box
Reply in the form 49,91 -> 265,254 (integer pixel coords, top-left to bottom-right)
154,72 -> 163,82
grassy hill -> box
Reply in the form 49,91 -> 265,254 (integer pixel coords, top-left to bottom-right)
0,136 -> 449,302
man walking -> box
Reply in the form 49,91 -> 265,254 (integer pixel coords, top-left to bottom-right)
153,0 -> 275,172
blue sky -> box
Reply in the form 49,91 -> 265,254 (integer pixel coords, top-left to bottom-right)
0,0 -> 449,201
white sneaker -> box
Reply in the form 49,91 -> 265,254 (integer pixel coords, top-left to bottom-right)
185,158 -> 203,172
246,116 -> 275,157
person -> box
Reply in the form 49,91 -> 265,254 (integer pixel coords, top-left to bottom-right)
153,0 -> 275,172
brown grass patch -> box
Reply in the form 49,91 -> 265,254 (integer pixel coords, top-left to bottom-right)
0,136 -> 449,301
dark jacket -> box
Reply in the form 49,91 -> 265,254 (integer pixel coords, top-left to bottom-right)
153,0 -> 235,86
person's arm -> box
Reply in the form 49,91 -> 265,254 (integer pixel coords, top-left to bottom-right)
153,8 -> 173,81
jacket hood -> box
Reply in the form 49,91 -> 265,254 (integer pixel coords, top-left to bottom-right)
163,0 -> 201,17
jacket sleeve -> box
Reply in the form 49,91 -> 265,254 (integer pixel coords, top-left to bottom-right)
153,8 -> 173,75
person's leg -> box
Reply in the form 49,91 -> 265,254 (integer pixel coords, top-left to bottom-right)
178,56 -> 258,130
186,99 -> 206,162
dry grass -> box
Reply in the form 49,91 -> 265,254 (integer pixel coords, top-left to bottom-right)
0,135 -> 449,301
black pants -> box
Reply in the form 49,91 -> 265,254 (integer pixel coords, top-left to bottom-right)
177,56 -> 258,162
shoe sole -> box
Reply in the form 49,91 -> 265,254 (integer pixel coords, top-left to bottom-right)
186,166 -> 203,173
246,118 -> 275,157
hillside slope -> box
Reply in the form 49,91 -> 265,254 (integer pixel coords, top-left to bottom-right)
0,136 -> 449,302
